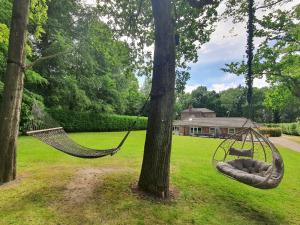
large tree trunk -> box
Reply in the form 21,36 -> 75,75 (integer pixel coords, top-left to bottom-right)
0,0 -> 30,185
138,0 -> 176,198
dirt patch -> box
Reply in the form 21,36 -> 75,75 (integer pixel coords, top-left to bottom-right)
131,182 -> 180,202
64,167 -> 130,204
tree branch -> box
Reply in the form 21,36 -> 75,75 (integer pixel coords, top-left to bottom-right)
256,0 -> 286,10
187,0 -> 216,8
25,49 -> 72,70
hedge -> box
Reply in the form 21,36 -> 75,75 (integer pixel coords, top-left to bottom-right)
258,127 -> 282,137
48,110 -> 148,132
265,122 -> 300,136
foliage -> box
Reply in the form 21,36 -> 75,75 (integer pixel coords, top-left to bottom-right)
48,110 -> 147,132
263,85 -> 300,122
0,23 -> 9,77
267,122 -> 300,136
258,127 -> 282,137
255,5 -> 300,97
28,0 -> 48,39
223,2 -> 300,97
189,86 -> 225,115
263,85 -> 292,112
96,0 -> 219,83
0,0 -> 48,131
0,0 -> 147,133
31,1 -> 143,115
0,0 -> 12,26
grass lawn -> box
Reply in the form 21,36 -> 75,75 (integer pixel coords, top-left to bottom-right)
284,135 -> 300,144
1,131 -> 300,225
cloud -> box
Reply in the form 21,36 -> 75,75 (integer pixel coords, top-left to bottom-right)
185,84 -> 200,93
209,72 -> 243,92
210,83 -> 237,92
84,0 -> 96,5
186,73 -> 269,93
253,77 -> 270,88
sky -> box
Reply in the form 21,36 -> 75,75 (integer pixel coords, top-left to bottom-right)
185,18 -> 269,93
84,0 -> 296,93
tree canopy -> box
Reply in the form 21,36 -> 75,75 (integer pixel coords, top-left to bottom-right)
223,1 -> 300,97
0,0 -> 145,131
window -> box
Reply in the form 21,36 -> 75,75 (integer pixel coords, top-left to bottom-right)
190,127 -> 202,134
209,127 -> 216,134
173,126 -> 179,131
197,127 -> 202,134
228,128 -> 235,134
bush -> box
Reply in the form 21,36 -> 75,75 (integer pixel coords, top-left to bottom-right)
48,110 -> 148,132
258,127 -> 282,137
265,122 -> 300,136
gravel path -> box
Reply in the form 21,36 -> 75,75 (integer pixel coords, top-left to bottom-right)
269,137 -> 300,153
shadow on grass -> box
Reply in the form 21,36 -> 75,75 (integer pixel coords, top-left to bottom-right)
212,191 -> 286,225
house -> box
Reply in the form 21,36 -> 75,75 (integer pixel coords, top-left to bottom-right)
173,107 -> 256,137
181,107 -> 216,119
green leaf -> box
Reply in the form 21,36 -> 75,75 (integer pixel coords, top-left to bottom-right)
25,70 -> 48,85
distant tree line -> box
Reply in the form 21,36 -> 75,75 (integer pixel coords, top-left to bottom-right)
175,85 -> 300,123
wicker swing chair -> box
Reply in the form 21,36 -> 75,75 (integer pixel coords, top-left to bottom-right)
212,124 -> 284,189
211,0 -> 284,189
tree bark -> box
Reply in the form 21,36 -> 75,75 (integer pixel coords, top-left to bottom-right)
246,0 -> 255,119
138,0 -> 176,198
0,0 -> 30,185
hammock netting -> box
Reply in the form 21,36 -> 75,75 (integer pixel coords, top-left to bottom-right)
212,127 -> 284,189
25,103 -> 131,158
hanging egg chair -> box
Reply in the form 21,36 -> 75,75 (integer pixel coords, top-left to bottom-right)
212,123 -> 284,189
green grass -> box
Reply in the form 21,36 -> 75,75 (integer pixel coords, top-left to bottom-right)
0,131 -> 300,225
284,135 -> 300,144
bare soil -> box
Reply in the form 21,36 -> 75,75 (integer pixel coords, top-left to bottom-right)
63,167 -> 130,204
131,182 -> 180,202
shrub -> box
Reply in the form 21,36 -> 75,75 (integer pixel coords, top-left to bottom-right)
258,127 -> 282,137
264,122 -> 300,136
48,110 -> 148,132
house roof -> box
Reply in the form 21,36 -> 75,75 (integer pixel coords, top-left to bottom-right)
173,117 -> 258,128
181,108 -> 215,113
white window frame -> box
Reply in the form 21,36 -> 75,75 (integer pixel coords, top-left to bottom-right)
198,127 -> 202,134
209,127 -> 216,134
190,127 -> 202,135
190,127 -> 194,134
228,128 -> 235,135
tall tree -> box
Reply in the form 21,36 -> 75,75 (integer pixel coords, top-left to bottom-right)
0,0 -> 30,184
96,0 -> 218,198
138,0 -> 217,198
138,0 -> 176,198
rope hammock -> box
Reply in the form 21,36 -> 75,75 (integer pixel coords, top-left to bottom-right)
26,101 -> 146,159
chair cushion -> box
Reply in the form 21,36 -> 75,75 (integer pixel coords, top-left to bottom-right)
216,159 -> 275,187
229,147 -> 253,157
227,158 -> 270,176
217,162 -> 265,185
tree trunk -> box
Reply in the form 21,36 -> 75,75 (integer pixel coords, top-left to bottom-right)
138,0 -> 176,198
0,0 -> 30,185
246,0 -> 255,119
